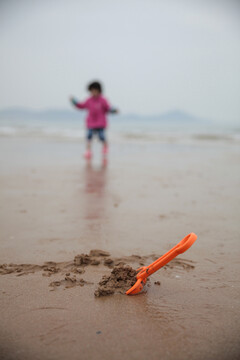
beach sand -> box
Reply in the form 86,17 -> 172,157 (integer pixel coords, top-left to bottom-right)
0,137 -> 239,360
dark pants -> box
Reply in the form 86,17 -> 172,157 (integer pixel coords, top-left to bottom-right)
87,128 -> 106,142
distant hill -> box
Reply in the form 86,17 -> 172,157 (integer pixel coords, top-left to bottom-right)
0,107 -> 84,121
0,107 -> 208,123
155,109 -> 203,122
117,109 -> 207,123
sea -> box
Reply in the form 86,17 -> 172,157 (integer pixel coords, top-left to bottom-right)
0,114 -> 239,149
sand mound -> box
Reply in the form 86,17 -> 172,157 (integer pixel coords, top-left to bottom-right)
0,250 -> 195,294
94,265 -> 138,297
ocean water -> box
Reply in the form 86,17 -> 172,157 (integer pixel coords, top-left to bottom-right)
0,115 -> 239,147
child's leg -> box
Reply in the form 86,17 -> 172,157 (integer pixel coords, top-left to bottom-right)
85,129 -> 93,159
98,129 -> 108,154
86,140 -> 91,150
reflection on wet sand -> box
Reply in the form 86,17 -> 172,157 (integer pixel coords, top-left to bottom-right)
84,160 -> 107,196
80,160 -> 109,246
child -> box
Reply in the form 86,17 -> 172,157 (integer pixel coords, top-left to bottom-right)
70,81 -> 118,159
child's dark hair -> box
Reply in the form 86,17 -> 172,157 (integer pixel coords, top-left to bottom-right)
88,81 -> 102,93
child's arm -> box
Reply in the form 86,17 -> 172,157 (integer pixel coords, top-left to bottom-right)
70,96 -> 87,109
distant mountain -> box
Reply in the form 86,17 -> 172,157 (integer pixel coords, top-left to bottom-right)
0,107 -> 208,123
116,109 -> 207,123
0,107 -> 84,121
156,109 -> 202,122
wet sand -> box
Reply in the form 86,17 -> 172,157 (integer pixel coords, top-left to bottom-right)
0,137 -> 240,359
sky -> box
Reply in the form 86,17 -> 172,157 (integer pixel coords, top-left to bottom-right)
0,0 -> 240,123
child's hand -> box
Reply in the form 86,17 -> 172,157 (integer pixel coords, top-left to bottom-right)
109,108 -> 119,114
69,96 -> 78,106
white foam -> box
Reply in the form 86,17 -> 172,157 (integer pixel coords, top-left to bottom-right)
0,127 -> 17,136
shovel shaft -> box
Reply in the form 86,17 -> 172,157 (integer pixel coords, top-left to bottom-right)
138,233 -> 197,279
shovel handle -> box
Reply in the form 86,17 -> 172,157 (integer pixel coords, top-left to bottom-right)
137,233 -> 197,279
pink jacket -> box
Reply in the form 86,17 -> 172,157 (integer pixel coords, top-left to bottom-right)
74,95 -> 110,129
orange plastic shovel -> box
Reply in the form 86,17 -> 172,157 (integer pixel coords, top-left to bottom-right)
126,232 -> 197,295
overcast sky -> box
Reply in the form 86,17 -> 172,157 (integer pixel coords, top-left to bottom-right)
0,0 -> 240,123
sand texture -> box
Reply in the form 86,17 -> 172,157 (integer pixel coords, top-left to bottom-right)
0,251 -> 193,293
0,137 -> 240,360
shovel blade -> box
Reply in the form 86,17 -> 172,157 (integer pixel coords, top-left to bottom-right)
126,278 -> 145,295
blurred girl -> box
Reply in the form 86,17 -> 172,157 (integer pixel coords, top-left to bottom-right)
70,81 -> 118,159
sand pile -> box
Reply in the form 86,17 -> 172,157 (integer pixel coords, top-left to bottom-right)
94,265 -> 138,297
0,250 -> 195,294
